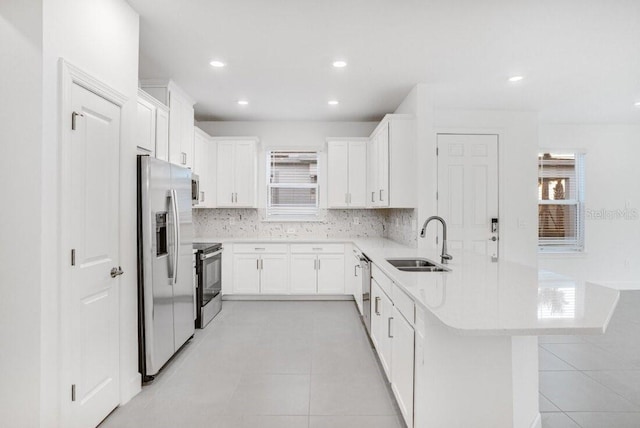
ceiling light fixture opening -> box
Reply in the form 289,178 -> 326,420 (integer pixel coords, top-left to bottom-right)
508,75 -> 524,82
635,101 -> 640,107
237,100 -> 249,106
210,60 -> 226,68
328,100 -> 339,106
332,61 -> 347,68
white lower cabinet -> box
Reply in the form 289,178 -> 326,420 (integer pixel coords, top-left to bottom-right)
260,254 -> 288,294
391,306 -> 415,428
290,254 -> 318,294
290,253 -> 345,294
233,254 -> 261,294
370,269 -> 416,428
371,280 -> 393,378
232,252 -> 288,294
317,254 -> 345,294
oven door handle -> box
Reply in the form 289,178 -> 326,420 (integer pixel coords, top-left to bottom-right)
201,249 -> 223,260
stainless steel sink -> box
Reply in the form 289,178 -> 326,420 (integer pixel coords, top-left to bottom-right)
386,258 -> 451,272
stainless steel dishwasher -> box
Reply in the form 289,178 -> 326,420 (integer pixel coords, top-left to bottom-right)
359,253 -> 372,334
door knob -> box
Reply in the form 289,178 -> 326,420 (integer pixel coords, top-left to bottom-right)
490,236 -> 498,242
110,266 -> 124,278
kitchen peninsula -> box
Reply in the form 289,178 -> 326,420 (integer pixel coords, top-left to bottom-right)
201,237 -> 619,428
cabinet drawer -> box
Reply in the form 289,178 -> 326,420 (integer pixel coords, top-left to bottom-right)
393,284 -> 415,325
290,243 -> 345,254
371,264 -> 393,298
234,243 -> 288,254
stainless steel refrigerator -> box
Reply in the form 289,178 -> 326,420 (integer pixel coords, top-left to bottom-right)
137,155 -> 194,381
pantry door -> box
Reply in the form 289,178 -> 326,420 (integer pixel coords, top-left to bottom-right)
62,64 -> 124,428
437,134 -> 499,260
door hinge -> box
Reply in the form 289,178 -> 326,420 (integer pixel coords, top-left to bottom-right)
71,111 -> 84,130
71,249 -> 76,266
71,384 -> 76,402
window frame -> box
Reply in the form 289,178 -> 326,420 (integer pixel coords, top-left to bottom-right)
537,150 -> 586,253
265,149 -> 321,221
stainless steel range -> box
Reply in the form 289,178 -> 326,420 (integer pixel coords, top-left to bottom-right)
193,242 -> 223,328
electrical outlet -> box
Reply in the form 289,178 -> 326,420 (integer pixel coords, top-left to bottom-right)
353,217 -> 360,225
286,228 -> 296,234
625,259 -> 631,269
395,218 -> 400,227
229,217 -> 236,225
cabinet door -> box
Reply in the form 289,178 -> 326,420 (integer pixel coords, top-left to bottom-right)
234,141 -> 256,207
216,142 -> 236,207
367,135 -> 378,207
168,92 -> 183,166
371,280 -> 392,378
348,141 -> 367,207
327,141 -> 349,208
377,122 -> 390,207
317,254 -> 345,294
352,253 -> 363,315
290,254 -> 318,294
391,308 -> 414,428
260,254 -> 289,294
155,107 -> 169,162
193,132 -> 207,205
136,98 -> 156,155
182,104 -> 195,169
232,254 -> 260,294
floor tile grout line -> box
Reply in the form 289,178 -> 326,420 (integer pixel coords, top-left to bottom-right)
562,410 -> 585,428
538,344 -> 581,371
577,369 -> 640,410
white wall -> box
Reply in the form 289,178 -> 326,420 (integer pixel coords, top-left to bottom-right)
40,0 -> 140,426
538,124 -> 640,289
0,1 -> 43,426
196,121 -> 377,209
396,85 -> 539,266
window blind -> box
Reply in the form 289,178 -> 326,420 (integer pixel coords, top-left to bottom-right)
267,151 -> 319,218
538,152 -> 585,251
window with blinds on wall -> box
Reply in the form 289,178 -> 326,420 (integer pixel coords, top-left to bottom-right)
538,152 -> 585,252
267,151 -> 319,219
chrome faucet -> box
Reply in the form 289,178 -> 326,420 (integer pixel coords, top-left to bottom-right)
420,216 -> 453,264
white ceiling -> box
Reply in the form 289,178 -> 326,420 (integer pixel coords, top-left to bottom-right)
128,0 -> 640,123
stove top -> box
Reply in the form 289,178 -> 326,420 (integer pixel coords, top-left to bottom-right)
193,242 -> 223,253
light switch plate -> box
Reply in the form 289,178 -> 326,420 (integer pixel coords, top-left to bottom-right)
286,228 -> 296,234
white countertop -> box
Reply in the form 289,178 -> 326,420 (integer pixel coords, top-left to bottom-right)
351,238 -> 619,336
196,236 -> 620,336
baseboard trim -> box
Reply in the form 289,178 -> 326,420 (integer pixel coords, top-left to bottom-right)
222,294 -> 354,301
120,373 -> 141,405
529,412 -> 542,428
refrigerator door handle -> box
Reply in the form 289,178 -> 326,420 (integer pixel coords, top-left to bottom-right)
170,188 -> 180,285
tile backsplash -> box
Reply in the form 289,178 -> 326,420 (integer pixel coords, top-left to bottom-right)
193,208 -> 418,246
383,209 -> 418,248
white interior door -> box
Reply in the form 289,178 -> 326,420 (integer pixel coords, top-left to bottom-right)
68,82 -> 121,427
437,134 -> 499,259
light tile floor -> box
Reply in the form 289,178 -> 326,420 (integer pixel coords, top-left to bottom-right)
99,301 -> 404,428
540,291 -> 640,428
100,292 -> 640,428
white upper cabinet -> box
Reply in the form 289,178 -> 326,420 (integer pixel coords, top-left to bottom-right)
140,80 -> 195,169
193,128 -> 216,208
214,138 -> 258,208
327,139 -> 367,208
367,114 -> 416,208
136,89 -> 170,159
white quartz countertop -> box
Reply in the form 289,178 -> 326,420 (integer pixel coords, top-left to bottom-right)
195,237 -> 620,336
351,238 -> 620,336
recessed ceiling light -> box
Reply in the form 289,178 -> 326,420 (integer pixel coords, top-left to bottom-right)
237,100 -> 249,106
332,60 -> 347,68
508,75 -> 524,82
328,100 -> 339,106
635,101 -> 640,107
209,60 -> 226,68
